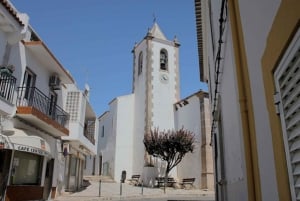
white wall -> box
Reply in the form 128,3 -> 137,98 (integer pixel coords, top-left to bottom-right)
97,111 -> 111,175
175,95 -> 202,187
114,94 -> 135,181
0,30 -> 23,115
132,40 -> 148,174
204,0 -> 282,200
219,36 -> 248,199
24,49 -> 52,95
98,94 -> 135,181
205,1 -> 248,199
238,1 -> 280,200
151,40 -> 178,130
0,31 -> 6,63
98,102 -> 116,178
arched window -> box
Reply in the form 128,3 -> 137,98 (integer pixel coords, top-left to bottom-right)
160,49 -> 168,71
138,52 -> 143,75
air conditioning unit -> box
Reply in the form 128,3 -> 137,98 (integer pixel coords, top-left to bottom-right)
49,74 -> 61,87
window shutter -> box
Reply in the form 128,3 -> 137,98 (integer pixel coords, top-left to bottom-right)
274,31 -> 300,201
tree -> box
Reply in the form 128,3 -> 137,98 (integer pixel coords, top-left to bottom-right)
143,127 -> 195,192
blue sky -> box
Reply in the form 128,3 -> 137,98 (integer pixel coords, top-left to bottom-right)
10,0 -> 207,115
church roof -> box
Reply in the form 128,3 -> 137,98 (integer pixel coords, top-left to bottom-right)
148,22 -> 167,40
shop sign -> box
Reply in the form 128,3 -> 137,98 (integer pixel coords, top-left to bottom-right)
0,135 -> 9,149
0,142 -> 4,149
40,139 -> 45,150
16,144 -> 49,156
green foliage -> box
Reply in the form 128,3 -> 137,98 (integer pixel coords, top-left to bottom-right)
143,127 -> 195,174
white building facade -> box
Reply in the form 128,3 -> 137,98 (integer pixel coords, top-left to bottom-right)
196,0 -> 300,200
0,1 -> 98,200
175,91 -> 213,190
98,22 -> 213,189
61,83 -> 98,192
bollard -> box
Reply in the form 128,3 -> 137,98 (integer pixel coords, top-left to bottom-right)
120,181 -> 122,195
120,170 -> 126,196
141,180 -> 144,195
98,180 -> 101,197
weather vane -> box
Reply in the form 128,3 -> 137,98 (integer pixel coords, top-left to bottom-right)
153,13 -> 157,23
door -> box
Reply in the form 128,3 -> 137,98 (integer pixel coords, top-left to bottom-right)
99,155 -> 102,175
48,91 -> 57,118
76,159 -> 82,191
0,150 -> 12,201
21,69 -> 36,106
103,162 -> 109,176
92,156 -> 96,175
68,156 -> 77,191
43,159 -> 54,200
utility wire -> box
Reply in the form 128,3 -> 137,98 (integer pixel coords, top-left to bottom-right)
210,0 -> 228,145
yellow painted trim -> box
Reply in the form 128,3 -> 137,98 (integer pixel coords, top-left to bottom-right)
228,1 -> 262,200
261,0 -> 300,200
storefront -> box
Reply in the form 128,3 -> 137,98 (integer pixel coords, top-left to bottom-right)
63,143 -> 85,192
0,129 -> 53,201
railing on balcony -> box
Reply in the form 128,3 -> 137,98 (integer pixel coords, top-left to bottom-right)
0,73 -> 16,103
16,87 -> 69,127
84,120 -> 95,145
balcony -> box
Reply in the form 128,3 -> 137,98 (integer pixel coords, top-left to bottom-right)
16,87 -> 69,137
84,120 -> 96,145
0,73 -> 16,104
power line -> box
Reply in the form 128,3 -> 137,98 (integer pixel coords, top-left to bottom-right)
210,0 -> 228,144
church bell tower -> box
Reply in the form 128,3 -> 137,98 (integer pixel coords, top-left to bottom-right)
131,22 -> 181,173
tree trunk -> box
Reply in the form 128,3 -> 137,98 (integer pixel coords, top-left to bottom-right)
164,163 -> 170,194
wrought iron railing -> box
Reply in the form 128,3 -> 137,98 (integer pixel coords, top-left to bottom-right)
16,87 -> 69,127
0,73 -> 16,103
84,120 -> 95,144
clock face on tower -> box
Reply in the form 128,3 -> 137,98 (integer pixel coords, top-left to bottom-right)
160,74 -> 169,83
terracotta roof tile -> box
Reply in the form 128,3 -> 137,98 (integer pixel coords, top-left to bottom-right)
1,0 -> 24,26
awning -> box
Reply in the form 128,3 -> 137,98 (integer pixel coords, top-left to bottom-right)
0,129 -> 52,157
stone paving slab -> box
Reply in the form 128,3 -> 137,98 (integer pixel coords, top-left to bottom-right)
53,181 -> 214,201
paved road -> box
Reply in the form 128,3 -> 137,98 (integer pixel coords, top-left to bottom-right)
53,181 -> 215,201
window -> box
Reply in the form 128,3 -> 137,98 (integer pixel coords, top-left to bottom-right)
138,52 -> 143,75
10,151 -> 43,185
160,49 -> 168,71
101,126 -> 104,137
22,68 -> 36,100
274,29 -> 300,201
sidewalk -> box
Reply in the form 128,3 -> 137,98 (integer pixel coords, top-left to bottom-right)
53,180 -> 215,201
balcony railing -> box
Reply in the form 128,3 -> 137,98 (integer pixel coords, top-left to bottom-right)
0,73 -> 16,103
16,87 -> 69,127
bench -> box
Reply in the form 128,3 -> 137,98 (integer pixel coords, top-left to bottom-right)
128,174 -> 140,186
180,178 -> 195,189
155,177 -> 176,188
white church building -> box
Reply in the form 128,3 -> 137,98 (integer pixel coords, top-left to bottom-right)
97,22 -> 213,189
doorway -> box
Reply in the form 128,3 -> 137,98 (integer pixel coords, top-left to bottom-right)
0,150 -> 12,201
92,157 -> 96,175
43,159 -> 54,200
48,91 -> 57,118
99,155 -> 102,175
